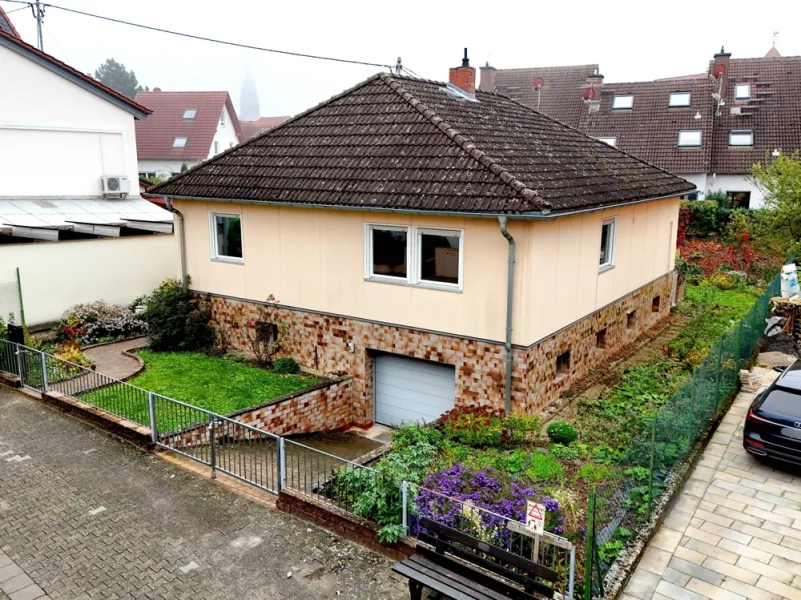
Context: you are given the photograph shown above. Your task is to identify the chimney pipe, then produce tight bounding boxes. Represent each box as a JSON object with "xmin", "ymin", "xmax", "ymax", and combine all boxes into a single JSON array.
[
  {"xmin": 449, "ymin": 48, "xmax": 476, "ymax": 95},
  {"xmin": 479, "ymin": 61, "xmax": 497, "ymax": 91}
]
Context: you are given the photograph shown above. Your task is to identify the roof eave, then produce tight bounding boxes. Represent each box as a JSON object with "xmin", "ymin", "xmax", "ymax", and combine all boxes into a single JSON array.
[{"xmin": 0, "ymin": 34, "xmax": 150, "ymax": 119}]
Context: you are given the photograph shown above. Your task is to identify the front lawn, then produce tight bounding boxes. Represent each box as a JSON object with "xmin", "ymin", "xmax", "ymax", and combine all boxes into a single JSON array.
[{"xmin": 81, "ymin": 350, "xmax": 322, "ymax": 428}]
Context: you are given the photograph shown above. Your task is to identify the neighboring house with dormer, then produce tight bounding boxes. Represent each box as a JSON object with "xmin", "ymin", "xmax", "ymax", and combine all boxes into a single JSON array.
[
  {"xmin": 480, "ymin": 45, "xmax": 801, "ymax": 208},
  {"xmin": 0, "ymin": 14, "xmax": 174, "ymax": 326},
  {"xmin": 149, "ymin": 53, "xmax": 693, "ymax": 429},
  {"xmin": 134, "ymin": 90, "xmax": 244, "ymax": 180}
]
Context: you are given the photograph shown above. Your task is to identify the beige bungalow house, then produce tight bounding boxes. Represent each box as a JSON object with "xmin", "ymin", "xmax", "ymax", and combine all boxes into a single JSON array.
[{"xmin": 150, "ymin": 54, "xmax": 694, "ymax": 429}]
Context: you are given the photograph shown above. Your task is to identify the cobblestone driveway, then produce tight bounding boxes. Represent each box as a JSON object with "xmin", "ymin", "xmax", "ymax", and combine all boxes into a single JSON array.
[{"xmin": 0, "ymin": 387, "xmax": 406, "ymax": 600}]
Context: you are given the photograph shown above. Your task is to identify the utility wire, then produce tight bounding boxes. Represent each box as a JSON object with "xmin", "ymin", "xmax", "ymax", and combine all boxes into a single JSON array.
[
  {"xmin": 3, "ymin": 4, "xmax": 31, "ymax": 14},
  {"xmin": 3, "ymin": 0, "xmax": 395, "ymax": 70}
]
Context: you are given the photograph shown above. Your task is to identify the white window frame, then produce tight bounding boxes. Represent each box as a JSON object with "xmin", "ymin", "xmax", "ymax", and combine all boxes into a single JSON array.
[
  {"xmin": 677, "ymin": 130, "xmax": 702, "ymax": 147},
  {"xmin": 413, "ymin": 227, "xmax": 464, "ymax": 292},
  {"xmin": 209, "ymin": 212, "xmax": 244, "ymax": 264},
  {"xmin": 364, "ymin": 224, "xmax": 464, "ymax": 291},
  {"xmin": 612, "ymin": 95, "xmax": 634, "ymax": 110},
  {"xmin": 597, "ymin": 136, "xmax": 617, "ymax": 147},
  {"xmin": 214, "ymin": 141, "xmax": 219, "ymax": 154},
  {"xmin": 729, "ymin": 130, "xmax": 754, "ymax": 146},
  {"xmin": 668, "ymin": 92, "xmax": 692, "ymax": 107},
  {"xmin": 172, "ymin": 136, "xmax": 188, "ymax": 148},
  {"xmin": 364, "ymin": 223, "xmax": 411, "ymax": 284},
  {"xmin": 220, "ymin": 111, "xmax": 226, "ymax": 127},
  {"xmin": 599, "ymin": 217, "xmax": 617, "ymax": 272},
  {"xmin": 734, "ymin": 83, "xmax": 750, "ymax": 100},
  {"xmin": 182, "ymin": 109, "xmax": 197, "ymax": 120}
]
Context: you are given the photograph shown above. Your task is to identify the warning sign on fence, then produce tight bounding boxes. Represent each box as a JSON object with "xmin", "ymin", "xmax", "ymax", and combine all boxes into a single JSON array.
[{"xmin": 525, "ymin": 501, "xmax": 545, "ymax": 535}]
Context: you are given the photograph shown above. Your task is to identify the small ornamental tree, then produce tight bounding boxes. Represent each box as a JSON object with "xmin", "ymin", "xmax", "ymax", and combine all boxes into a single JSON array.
[
  {"xmin": 239, "ymin": 294, "xmax": 287, "ymax": 368},
  {"xmin": 751, "ymin": 152, "xmax": 801, "ymax": 258},
  {"xmin": 142, "ymin": 278, "xmax": 214, "ymax": 352}
]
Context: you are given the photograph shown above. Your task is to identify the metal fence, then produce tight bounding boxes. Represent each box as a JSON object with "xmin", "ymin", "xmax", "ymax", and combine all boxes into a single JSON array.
[{"xmin": 585, "ymin": 268, "xmax": 783, "ymax": 599}]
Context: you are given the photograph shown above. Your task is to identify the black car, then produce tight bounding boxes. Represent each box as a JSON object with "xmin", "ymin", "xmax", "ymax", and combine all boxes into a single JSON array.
[{"xmin": 743, "ymin": 361, "xmax": 801, "ymax": 465}]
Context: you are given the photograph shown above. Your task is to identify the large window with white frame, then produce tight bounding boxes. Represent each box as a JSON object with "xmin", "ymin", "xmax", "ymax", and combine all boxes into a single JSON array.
[
  {"xmin": 677, "ymin": 130, "xmax": 702, "ymax": 147},
  {"xmin": 668, "ymin": 92, "xmax": 692, "ymax": 107},
  {"xmin": 365, "ymin": 224, "xmax": 463, "ymax": 290},
  {"xmin": 210, "ymin": 212, "xmax": 243, "ymax": 263},
  {"xmin": 734, "ymin": 83, "xmax": 750, "ymax": 100},
  {"xmin": 612, "ymin": 95, "xmax": 634, "ymax": 110},
  {"xmin": 600, "ymin": 217, "xmax": 616, "ymax": 270},
  {"xmin": 729, "ymin": 130, "xmax": 753, "ymax": 146}
]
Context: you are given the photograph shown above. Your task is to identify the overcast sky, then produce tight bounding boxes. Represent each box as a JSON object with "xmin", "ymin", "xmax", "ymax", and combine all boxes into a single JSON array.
[{"xmin": 3, "ymin": 0, "xmax": 799, "ymax": 118}]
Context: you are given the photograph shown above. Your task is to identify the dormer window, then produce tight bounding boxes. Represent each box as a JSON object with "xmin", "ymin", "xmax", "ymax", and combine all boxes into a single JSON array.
[
  {"xmin": 729, "ymin": 130, "xmax": 754, "ymax": 146},
  {"xmin": 668, "ymin": 92, "xmax": 691, "ymax": 107},
  {"xmin": 172, "ymin": 137, "xmax": 188, "ymax": 148},
  {"xmin": 678, "ymin": 130, "xmax": 702, "ymax": 147},
  {"xmin": 734, "ymin": 84, "xmax": 750, "ymax": 100},
  {"xmin": 182, "ymin": 109, "xmax": 197, "ymax": 120},
  {"xmin": 597, "ymin": 137, "xmax": 617, "ymax": 147},
  {"xmin": 612, "ymin": 95, "xmax": 634, "ymax": 110}
]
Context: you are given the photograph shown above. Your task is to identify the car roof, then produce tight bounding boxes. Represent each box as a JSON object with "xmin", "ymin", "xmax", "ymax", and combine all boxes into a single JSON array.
[{"xmin": 775, "ymin": 360, "xmax": 801, "ymax": 392}]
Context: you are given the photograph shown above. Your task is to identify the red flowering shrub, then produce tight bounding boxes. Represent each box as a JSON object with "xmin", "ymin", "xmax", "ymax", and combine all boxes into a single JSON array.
[
  {"xmin": 437, "ymin": 406, "xmax": 541, "ymax": 447},
  {"xmin": 678, "ymin": 238, "xmax": 773, "ymax": 282}
]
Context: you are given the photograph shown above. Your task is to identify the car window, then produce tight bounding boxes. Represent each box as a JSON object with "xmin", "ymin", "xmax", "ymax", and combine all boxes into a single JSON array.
[{"xmin": 760, "ymin": 389, "xmax": 801, "ymax": 418}]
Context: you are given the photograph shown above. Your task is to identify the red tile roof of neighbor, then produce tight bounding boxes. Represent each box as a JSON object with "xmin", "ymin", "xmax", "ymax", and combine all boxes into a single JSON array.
[
  {"xmin": 0, "ymin": 28, "xmax": 150, "ymax": 118},
  {"xmin": 0, "ymin": 5, "xmax": 20, "ymax": 37},
  {"xmin": 149, "ymin": 73, "xmax": 693, "ymax": 215},
  {"xmin": 241, "ymin": 116, "xmax": 291, "ymax": 140},
  {"xmin": 134, "ymin": 91, "xmax": 244, "ymax": 160},
  {"xmin": 483, "ymin": 48, "xmax": 801, "ymax": 175}
]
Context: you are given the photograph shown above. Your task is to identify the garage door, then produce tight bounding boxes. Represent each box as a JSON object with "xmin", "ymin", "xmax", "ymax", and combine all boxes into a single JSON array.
[{"xmin": 374, "ymin": 354, "xmax": 456, "ymax": 427}]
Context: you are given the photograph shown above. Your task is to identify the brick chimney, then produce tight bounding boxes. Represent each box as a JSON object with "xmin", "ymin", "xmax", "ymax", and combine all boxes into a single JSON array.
[
  {"xmin": 479, "ymin": 62, "xmax": 496, "ymax": 91},
  {"xmin": 713, "ymin": 46, "xmax": 731, "ymax": 78},
  {"xmin": 449, "ymin": 49, "xmax": 476, "ymax": 94}
]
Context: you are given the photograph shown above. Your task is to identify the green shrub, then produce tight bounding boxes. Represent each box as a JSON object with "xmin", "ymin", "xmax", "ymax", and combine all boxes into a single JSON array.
[
  {"xmin": 439, "ymin": 406, "xmax": 505, "ymax": 447},
  {"xmin": 525, "ymin": 452, "xmax": 565, "ymax": 483},
  {"xmin": 273, "ymin": 356, "xmax": 300, "ymax": 374},
  {"xmin": 549, "ymin": 443, "xmax": 580, "ymax": 461},
  {"xmin": 393, "ymin": 424, "xmax": 443, "ymax": 449},
  {"xmin": 546, "ymin": 421, "xmax": 578, "ymax": 445},
  {"xmin": 576, "ymin": 463, "xmax": 614, "ymax": 484},
  {"xmin": 708, "ymin": 272, "xmax": 737, "ymax": 290},
  {"xmin": 501, "ymin": 449, "xmax": 528, "ymax": 474},
  {"xmin": 503, "ymin": 413, "xmax": 542, "ymax": 444},
  {"xmin": 598, "ymin": 527, "xmax": 632, "ymax": 563},
  {"xmin": 142, "ymin": 278, "xmax": 214, "ymax": 352}
]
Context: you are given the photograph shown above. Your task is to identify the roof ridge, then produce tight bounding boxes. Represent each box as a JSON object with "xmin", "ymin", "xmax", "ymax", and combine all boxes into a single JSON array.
[
  {"xmin": 148, "ymin": 73, "xmax": 388, "ymax": 194},
  {"xmin": 378, "ymin": 73, "xmax": 548, "ymax": 211}
]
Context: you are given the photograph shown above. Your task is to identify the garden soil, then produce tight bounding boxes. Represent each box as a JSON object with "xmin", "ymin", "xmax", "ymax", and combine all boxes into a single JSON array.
[{"xmin": 759, "ymin": 331, "xmax": 801, "ymax": 357}]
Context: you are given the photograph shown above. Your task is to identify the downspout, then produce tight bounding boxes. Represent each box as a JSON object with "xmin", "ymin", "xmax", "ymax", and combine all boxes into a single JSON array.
[
  {"xmin": 498, "ymin": 216, "xmax": 515, "ymax": 414},
  {"xmin": 164, "ymin": 197, "xmax": 188, "ymax": 289}
]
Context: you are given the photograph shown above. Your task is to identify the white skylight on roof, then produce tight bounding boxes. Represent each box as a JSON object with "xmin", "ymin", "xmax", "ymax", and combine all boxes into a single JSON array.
[
  {"xmin": 729, "ymin": 130, "xmax": 753, "ymax": 146},
  {"xmin": 183, "ymin": 109, "xmax": 197, "ymax": 119},
  {"xmin": 734, "ymin": 83, "xmax": 751, "ymax": 100},
  {"xmin": 173, "ymin": 137, "xmax": 188, "ymax": 148},
  {"xmin": 597, "ymin": 137, "xmax": 617, "ymax": 147},
  {"xmin": 669, "ymin": 92, "xmax": 691, "ymax": 107},
  {"xmin": 677, "ymin": 130, "xmax": 702, "ymax": 147},
  {"xmin": 612, "ymin": 95, "xmax": 634, "ymax": 110}
]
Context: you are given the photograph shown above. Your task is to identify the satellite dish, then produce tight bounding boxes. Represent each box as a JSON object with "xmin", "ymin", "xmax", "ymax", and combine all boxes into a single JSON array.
[
  {"xmin": 713, "ymin": 64, "xmax": 726, "ymax": 79},
  {"xmin": 533, "ymin": 77, "xmax": 544, "ymax": 89},
  {"xmin": 583, "ymin": 87, "xmax": 597, "ymax": 101}
]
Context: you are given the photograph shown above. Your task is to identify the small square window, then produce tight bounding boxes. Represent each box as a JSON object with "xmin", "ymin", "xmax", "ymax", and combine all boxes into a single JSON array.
[
  {"xmin": 214, "ymin": 141, "xmax": 219, "ymax": 154},
  {"xmin": 668, "ymin": 92, "xmax": 692, "ymax": 107},
  {"xmin": 600, "ymin": 217, "xmax": 616, "ymax": 270},
  {"xmin": 652, "ymin": 296, "xmax": 661, "ymax": 313},
  {"xmin": 729, "ymin": 130, "xmax": 753, "ymax": 146},
  {"xmin": 597, "ymin": 137, "xmax": 617, "ymax": 147},
  {"xmin": 612, "ymin": 95, "xmax": 634, "ymax": 110},
  {"xmin": 182, "ymin": 109, "xmax": 197, "ymax": 119},
  {"xmin": 734, "ymin": 83, "xmax": 750, "ymax": 100},
  {"xmin": 211, "ymin": 213, "xmax": 243, "ymax": 262},
  {"xmin": 627, "ymin": 310, "xmax": 637, "ymax": 330},
  {"xmin": 367, "ymin": 225, "xmax": 408, "ymax": 281},
  {"xmin": 220, "ymin": 111, "xmax": 225, "ymax": 127},
  {"xmin": 555, "ymin": 350, "xmax": 571, "ymax": 379},
  {"xmin": 678, "ymin": 130, "xmax": 702, "ymax": 147},
  {"xmin": 417, "ymin": 228, "xmax": 462, "ymax": 287},
  {"xmin": 727, "ymin": 191, "xmax": 751, "ymax": 209},
  {"xmin": 172, "ymin": 137, "xmax": 188, "ymax": 148},
  {"xmin": 596, "ymin": 328, "xmax": 608, "ymax": 349}
]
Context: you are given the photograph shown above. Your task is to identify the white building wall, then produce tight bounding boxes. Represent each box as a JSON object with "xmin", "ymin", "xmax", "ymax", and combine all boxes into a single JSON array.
[
  {"xmin": 208, "ymin": 105, "xmax": 241, "ymax": 158},
  {"xmin": 0, "ymin": 235, "xmax": 176, "ymax": 325},
  {"xmin": 0, "ymin": 46, "xmax": 139, "ymax": 196},
  {"xmin": 675, "ymin": 173, "xmax": 706, "ymax": 197},
  {"xmin": 138, "ymin": 159, "xmax": 200, "ymax": 179}
]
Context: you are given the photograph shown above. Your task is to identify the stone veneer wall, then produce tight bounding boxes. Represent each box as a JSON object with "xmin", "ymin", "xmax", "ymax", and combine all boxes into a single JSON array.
[{"xmin": 203, "ymin": 272, "xmax": 675, "ymax": 424}]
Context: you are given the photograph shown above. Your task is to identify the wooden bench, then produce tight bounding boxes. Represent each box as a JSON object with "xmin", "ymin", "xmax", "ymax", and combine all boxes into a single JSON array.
[{"xmin": 393, "ymin": 517, "xmax": 558, "ymax": 600}]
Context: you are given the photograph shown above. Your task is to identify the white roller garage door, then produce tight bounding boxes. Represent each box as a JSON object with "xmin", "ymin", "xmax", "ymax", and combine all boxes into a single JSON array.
[{"xmin": 374, "ymin": 354, "xmax": 456, "ymax": 427}]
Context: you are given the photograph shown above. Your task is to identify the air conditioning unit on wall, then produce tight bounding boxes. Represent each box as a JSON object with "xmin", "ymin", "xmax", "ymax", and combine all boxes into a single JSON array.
[{"xmin": 101, "ymin": 176, "xmax": 130, "ymax": 199}]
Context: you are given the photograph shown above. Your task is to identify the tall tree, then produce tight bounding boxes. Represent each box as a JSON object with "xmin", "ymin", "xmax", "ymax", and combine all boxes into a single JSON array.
[{"xmin": 93, "ymin": 58, "xmax": 148, "ymax": 99}]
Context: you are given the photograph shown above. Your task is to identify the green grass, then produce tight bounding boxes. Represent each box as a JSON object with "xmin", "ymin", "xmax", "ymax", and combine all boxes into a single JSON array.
[{"xmin": 80, "ymin": 350, "xmax": 322, "ymax": 430}]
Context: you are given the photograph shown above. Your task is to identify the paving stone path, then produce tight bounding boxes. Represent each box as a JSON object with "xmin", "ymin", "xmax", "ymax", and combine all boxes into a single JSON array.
[
  {"xmin": 0, "ymin": 386, "xmax": 406, "ymax": 599},
  {"xmin": 83, "ymin": 338, "xmax": 148, "ymax": 381},
  {"xmin": 623, "ymin": 365, "xmax": 801, "ymax": 600}
]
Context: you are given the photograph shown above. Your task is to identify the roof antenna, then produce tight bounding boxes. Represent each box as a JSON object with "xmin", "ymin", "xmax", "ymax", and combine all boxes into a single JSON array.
[
  {"xmin": 395, "ymin": 57, "xmax": 402, "ymax": 76},
  {"xmin": 772, "ymin": 30, "xmax": 779, "ymax": 48}
]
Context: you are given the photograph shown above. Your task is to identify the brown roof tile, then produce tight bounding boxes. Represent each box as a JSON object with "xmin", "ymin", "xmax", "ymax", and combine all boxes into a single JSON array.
[
  {"xmin": 241, "ymin": 116, "xmax": 291, "ymax": 140},
  {"xmin": 150, "ymin": 73, "xmax": 693, "ymax": 214}
]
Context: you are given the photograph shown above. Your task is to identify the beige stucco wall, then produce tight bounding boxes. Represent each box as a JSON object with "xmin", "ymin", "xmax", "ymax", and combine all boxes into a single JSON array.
[{"xmin": 175, "ymin": 197, "xmax": 679, "ymax": 346}]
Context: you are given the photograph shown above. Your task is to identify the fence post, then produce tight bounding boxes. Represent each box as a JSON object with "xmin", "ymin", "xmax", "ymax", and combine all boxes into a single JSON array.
[
  {"xmin": 15, "ymin": 343, "xmax": 23, "ymax": 384},
  {"xmin": 147, "ymin": 392, "xmax": 157, "ymax": 444},
  {"xmin": 209, "ymin": 416, "xmax": 216, "ymax": 480},
  {"xmin": 15, "ymin": 268, "xmax": 25, "ymax": 330},
  {"xmin": 401, "ymin": 480, "xmax": 409, "ymax": 536},
  {"xmin": 277, "ymin": 437, "xmax": 286, "ymax": 492},
  {"xmin": 39, "ymin": 351, "xmax": 48, "ymax": 392},
  {"xmin": 648, "ymin": 414, "xmax": 657, "ymax": 518},
  {"xmin": 584, "ymin": 487, "xmax": 595, "ymax": 600}
]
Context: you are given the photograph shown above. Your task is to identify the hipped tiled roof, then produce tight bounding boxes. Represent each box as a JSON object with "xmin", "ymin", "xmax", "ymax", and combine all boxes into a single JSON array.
[{"xmin": 150, "ymin": 73, "xmax": 693, "ymax": 214}]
